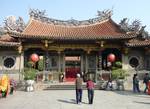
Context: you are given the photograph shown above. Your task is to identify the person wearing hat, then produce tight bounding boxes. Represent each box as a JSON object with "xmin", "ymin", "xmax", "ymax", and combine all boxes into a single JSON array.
[{"xmin": 75, "ymin": 73, "xmax": 83, "ymax": 104}]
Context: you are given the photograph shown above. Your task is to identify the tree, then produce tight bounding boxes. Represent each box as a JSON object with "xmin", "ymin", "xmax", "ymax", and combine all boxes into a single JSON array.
[
  {"xmin": 0, "ymin": 26, "xmax": 4, "ymax": 35},
  {"xmin": 119, "ymin": 18, "xmax": 149, "ymax": 38},
  {"xmin": 4, "ymin": 16, "xmax": 25, "ymax": 32}
]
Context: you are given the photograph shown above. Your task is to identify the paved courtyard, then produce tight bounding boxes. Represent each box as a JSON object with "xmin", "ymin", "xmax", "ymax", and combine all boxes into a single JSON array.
[{"xmin": 0, "ymin": 90, "xmax": 150, "ymax": 109}]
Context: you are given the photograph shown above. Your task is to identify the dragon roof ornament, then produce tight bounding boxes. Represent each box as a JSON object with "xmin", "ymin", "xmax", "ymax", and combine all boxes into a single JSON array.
[{"xmin": 29, "ymin": 9, "xmax": 113, "ymax": 26}]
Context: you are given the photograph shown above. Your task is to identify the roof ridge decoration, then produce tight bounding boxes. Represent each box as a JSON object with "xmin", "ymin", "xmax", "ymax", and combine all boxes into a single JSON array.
[{"xmin": 29, "ymin": 9, "xmax": 113, "ymax": 26}]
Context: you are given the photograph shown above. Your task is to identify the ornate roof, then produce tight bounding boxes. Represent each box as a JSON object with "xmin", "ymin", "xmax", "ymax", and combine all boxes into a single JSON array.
[
  {"xmin": 3, "ymin": 9, "xmax": 136, "ymax": 40},
  {"xmin": 0, "ymin": 41, "xmax": 20, "ymax": 47},
  {"xmin": 0, "ymin": 34, "xmax": 16, "ymax": 42},
  {"xmin": 125, "ymin": 39, "xmax": 150, "ymax": 47},
  {"xmin": 1, "ymin": 9, "xmax": 149, "ymax": 48},
  {"xmin": 8, "ymin": 18, "xmax": 136, "ymax": 40},
  {"xmin": 0, "ymin": 34, "xmax": 20, "ymax": 47}
]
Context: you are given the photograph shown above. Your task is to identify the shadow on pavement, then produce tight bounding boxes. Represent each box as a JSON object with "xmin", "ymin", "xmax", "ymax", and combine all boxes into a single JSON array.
[
  {"xmin": 111, "ymin": 90, "xmax": 150, "ymax": 98},
  {"xmin": 113, "ymin": 90, "xmax": 142, "ymax": 95},
  {"xmin": 133, "ymin": 101, "xmax": 150, "ymax": 105},
  {"xmin": 57, "ymin": 99, "xmax": 76, "ymax": 104},
  {"xmin": 58, "ymin": 99, "xmax": 89, "ymax": 105}
]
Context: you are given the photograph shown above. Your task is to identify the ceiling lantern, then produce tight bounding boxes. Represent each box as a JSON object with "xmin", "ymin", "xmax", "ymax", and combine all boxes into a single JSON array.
[
  {"xmin": 30, "ymin": 53, "xmax": 39, "ymax": 63},
  {"xmin": 107, "ymin": 53, "xmax": 116, "ymax": 62}
]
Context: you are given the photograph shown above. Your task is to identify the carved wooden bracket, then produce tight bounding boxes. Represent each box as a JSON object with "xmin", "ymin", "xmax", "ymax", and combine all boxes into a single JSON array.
[
  {"xmin": 44, "ymin": 40, "xmax": 48, "ymax": 48},
  {"xmin": 18, "ymin": 45, "xmax": 23, "ymax": 54}
]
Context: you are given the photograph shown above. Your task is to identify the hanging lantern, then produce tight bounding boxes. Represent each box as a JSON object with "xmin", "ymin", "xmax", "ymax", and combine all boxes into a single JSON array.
[
  {"xmin": 107, "ymin": 53, "xmax": 116, "ymax": 62},
  {"xmin": 30, "ymin": 53, "xmax": 39, "ymax": 63}
]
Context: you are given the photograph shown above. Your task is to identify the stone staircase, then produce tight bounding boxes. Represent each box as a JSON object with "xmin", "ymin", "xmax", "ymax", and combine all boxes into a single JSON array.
[{"xmin": 34, "ymin": 81, "xmax": 103, "ymax": 90}]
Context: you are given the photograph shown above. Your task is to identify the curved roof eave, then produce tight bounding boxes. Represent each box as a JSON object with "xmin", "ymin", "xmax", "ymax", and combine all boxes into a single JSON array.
[{"xmin": 8, "ymin": 31, "xmax": 136, "ymax": 40}]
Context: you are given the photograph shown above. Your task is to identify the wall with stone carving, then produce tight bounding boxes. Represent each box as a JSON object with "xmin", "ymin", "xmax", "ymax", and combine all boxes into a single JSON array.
[
  {"xmin": 122, "ymin": 49, "xmax": 145, "ymax": 70},
  {"xmin": 0, "ymin": 50, "xmax": 24, "ymax": 72}
]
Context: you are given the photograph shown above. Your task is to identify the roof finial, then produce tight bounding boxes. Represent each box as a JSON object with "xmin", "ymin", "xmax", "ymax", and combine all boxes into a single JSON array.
[{"xmin": 97, "ymin": 9, "xmax": 113, "ymax": 19}]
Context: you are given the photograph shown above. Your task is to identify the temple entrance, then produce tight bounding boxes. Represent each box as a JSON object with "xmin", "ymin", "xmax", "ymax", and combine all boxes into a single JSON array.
[{"xmin": 65, "ymin": 56, "xmax": 81, "ymax": 81}]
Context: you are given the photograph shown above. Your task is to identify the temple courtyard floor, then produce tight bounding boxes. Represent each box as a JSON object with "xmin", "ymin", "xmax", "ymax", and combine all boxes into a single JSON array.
[{"xmin": 0, "ymin": 90, "xmax": 150, "ymax": 109}]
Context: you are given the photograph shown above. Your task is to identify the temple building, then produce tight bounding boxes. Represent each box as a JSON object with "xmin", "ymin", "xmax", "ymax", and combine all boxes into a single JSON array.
[{"xmin": 0, "ymin": 10, "xmax": 150, "ymax": 82}]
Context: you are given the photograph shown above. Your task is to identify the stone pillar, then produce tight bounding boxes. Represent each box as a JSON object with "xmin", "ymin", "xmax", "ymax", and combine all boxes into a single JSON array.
[
  {"xmin": 19, "ymin": 52, "xmax": 24, "ymax": 81},
  {"xmin": 61, "ymin": 52, "xmax": 66, "ymax": 80},
  {"xmin": 85, "ymin": 53, "xmax": 88, "ymax": 73},
  {"xmin": 122, "ymin": 54, "xmax": 129, "ymax": 70},
  {"xmin": 45, "ymin": 51, "xmax": 49, "ymax": 71},
  {"xmin": 98, "ymin": 52, "xmax": 102, "ymax": 71},
  {"xmin": 58, "ymin": 51, "xmax": 61, "ymax": 73},
  {"xmin": 80, "ymin": 54, "xmax": 84, "ymax": 73},
  {"xmin": 62, "ymin": 53, "xmax": 65, "ymax": 73},
  {"xmin": 18, "ymin": 45, "xmax": 24, "ymax": 81}
]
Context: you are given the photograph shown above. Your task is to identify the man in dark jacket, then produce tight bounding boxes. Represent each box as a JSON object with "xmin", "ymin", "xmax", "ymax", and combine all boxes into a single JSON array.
[
  {"xmin": 75, "ymin": 73, "xmax": 83, "ymax": 104},
  {"xmin": 133, "ymin": 74, "xmax": 140, "ymax": 93}
]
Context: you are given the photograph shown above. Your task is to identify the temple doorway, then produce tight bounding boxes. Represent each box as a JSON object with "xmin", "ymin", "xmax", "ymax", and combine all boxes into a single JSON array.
[{"xmin": 65, "ymin": 56, "xmax": 81, "ymax": 81}]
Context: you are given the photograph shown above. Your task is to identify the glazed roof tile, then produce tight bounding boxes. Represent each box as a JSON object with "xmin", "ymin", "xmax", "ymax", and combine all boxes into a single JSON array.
[
  {"xmin": 0, "ymin": 34, "xmax": 16, "ymax": 42},
  {"xmin": 0, "ymin": 34, "xmax": 20, "ymax": 47},
  {"xmin": 9, "ymin": 18, "xmax": 136, "ymax": 40}
]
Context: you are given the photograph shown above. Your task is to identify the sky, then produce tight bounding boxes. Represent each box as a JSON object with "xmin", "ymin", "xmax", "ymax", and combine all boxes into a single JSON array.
[{"xmin": 0, "ymin": 0, "xmax": 150, "ymax": 32}]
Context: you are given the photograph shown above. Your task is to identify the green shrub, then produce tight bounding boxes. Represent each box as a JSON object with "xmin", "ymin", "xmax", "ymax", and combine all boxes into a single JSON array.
[
  {"xmin": 115, "ymin": 61, "xmax": 122, "ymax": 68},
  {"xmin": 112, "ymin": 68, "xmax": 126, "ymax": 80},
  {"xmin": 38, "ymin": 59, "xmax": 44, "ymax": 71},
  {"xmin": 26, "ymin": 61, "xmax": 34, "ymax": 68},
  {"xmin": 24, "ymin": 68, "xmax": 37, "ymax": 80}
]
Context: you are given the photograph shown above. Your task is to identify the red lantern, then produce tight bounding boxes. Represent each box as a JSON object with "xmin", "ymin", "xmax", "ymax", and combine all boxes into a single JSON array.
[
  {"xmin": 107, "ymin": 53, "xmax": 116, "ymax": 62},
  {"xmin": 30, "ymin": 53, "xmax": 39, "ymax": 63}
]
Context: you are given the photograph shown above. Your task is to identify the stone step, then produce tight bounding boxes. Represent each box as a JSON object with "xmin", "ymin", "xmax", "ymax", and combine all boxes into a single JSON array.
[
  {"xmin": 34, "ymin": 81, "xmax": 104, "ymax": 90},
  {"xmin": 44, "ymin": 84, "xmax": 100, "ymax": 90}
]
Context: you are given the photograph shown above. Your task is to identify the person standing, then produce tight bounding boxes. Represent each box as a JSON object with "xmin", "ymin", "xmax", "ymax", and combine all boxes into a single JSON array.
[
  {"xmin": 86, "ymin": 78, "xmax": 95, "ymax": 104},
  {"xmin": 75, "ymin": 73, "xmax": 83, "ymax": 104},
  {"xmin": 143, "ymin": 73, "xmax": 150, "ymax": 93},
  {"xmin": 133, "ymin": 74, "xmax": 140, "ymax": 93},
  {"xmin": 59, "ymin": 73, "xmax": 64, "ymax": 82}
]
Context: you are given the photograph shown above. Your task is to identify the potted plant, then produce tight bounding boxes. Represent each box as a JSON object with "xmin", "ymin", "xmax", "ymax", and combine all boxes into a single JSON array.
[{"xmin": 23, "ymin": 61, "xmax": 37, "ymax": 92}]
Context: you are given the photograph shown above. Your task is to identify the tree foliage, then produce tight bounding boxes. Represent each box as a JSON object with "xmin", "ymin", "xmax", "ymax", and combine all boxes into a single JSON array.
[
  {"xmin": 4, "ymin": 16, "xmax": 25, "ymax": 32},
  {"xmin": 119, "ymin": 18, "xmax": 149, "ymax": 38}
]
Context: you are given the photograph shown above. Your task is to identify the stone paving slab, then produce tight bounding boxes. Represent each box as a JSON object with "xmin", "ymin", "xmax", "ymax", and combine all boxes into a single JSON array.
[{"xmin": 0, "ymin": 90, "xmax": 150, "ymax": 109}]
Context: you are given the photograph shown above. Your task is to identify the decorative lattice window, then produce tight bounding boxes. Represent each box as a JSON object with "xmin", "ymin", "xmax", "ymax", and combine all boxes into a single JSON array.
[
  {"xmin": 129, "ymin": 56, "xmax": 139, "ymax": 68},
  {"xmin": 3, "ymin": 56, "xmax": 16, "ymax": 68}
]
